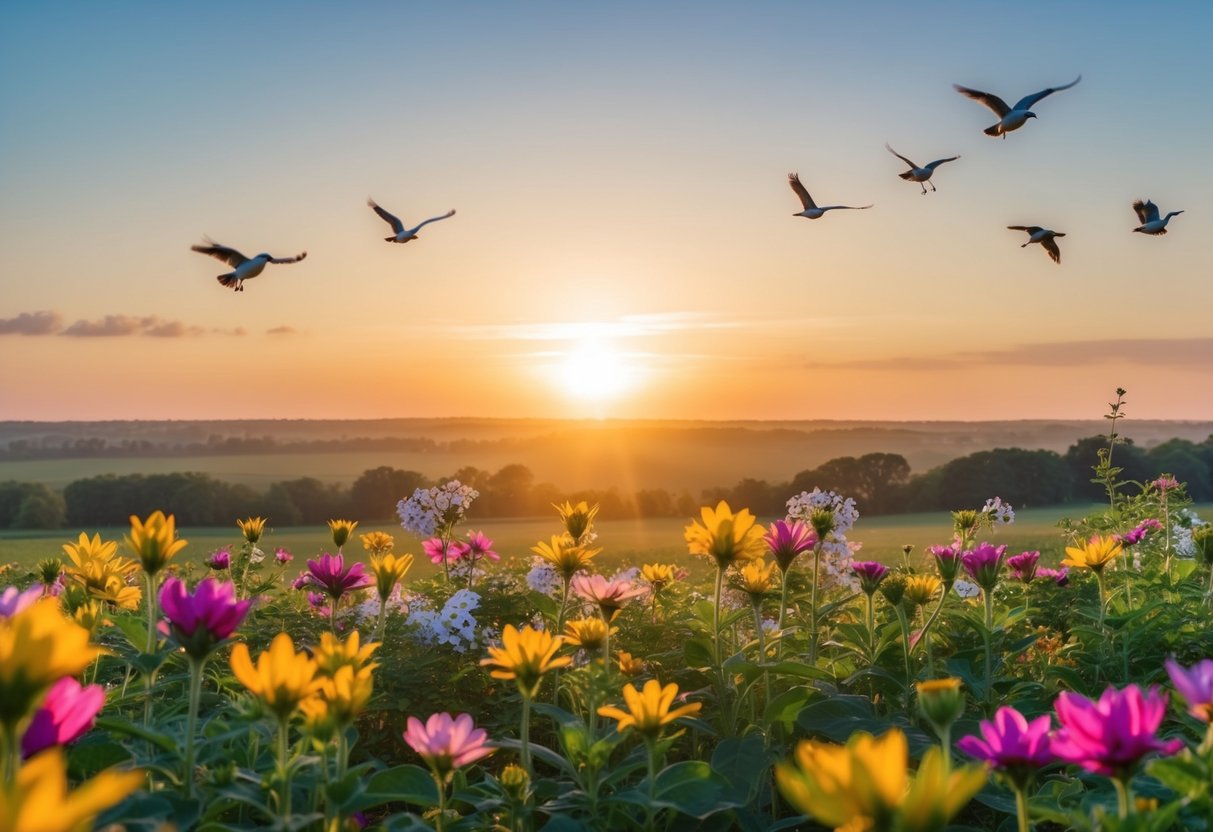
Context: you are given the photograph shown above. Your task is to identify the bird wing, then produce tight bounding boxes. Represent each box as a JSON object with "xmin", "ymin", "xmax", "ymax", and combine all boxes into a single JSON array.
[
  {"xmin": 1133, "ymin": 199, "xmax": 1159, "ymax": 224},
  {"xmin": 925, "ymin": 155, "xmax": 960, "ymax": 170},
  {"xmin": 787, "ymin": 173, "xmax": 816, "ymax": 210},
  {"xmin": 1041, "ymin": 236, "xmax": 1061, "ymax": 263},
  {"xmin": 884, "ymin": 143, "xmax": 918, "ymax": 169},
  {"xmin": 821, "ymin": 204, "xmax": 873, "ymax": 211},
  {"xmin": 368, "ymin": 198, "xmax": 405, "ymax": 234},
  {"xmin": 191, "ymin": 239, "xmax": 248, "ymax": 267},
  {"xmin": 269, "ymin": 251, "xmax": 307, "ymax": 265},
  {"xmin": 953, "ymin": 84, "xmax": 1010, "ymax": 117},
  {"xmin": 1007, "ymin": 226, "xmax": 1043, "ymax": 234},
  {"xmin": 1013, "ymin": 75, "xmax": 1082, "ymax": 111},
  {"xmin": 412, "ymin": 209, "xmax": 457, "ymax": 231}
]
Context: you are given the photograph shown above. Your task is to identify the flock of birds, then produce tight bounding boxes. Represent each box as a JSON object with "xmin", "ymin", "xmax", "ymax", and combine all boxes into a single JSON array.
[
  {"xmin": 190, "ymin": 73, "xmax": 1186, "ymax": 290},
  {"xmin": 786, "ymin": 74, "xmax": 1186, "ymax": 265}
]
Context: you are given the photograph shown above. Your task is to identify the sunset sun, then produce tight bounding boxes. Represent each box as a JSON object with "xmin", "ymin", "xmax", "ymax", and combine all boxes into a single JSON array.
[{"xmin": 557, "ymin": 338, "xmax": 636, "ymax": 402}]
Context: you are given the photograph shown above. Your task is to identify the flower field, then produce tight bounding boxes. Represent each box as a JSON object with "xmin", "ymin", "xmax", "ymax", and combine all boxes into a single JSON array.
[{"xmin": 4, "ymin": 419, "xmax": 1213, "ymax": 831}]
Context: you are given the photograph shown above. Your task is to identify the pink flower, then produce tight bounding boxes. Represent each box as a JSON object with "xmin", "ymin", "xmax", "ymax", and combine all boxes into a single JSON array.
[
  {"xmin": 764, "ymin": 520, "xmax": 817, "ymax": 572},
  {"xmin": 1006, "ymin": 551, "xmax": 1040, "ymax": 583},
  {"xmin": 462, "ymin": 531, "xmax": 499, "ymax": 563},
  {"xmin": 403, "ymin": 712, "xmax": 493, "ymax": 778},
  {"xmin": 0, "ymin": 585, "xmax": 43, "ymax": 618},
  {"xmin": 206, "ymin": 547, "xmax": 232, "ymax": 570},
  {"xmin": 1051, "ymin": 685, "xmax": 1184, "ymax": 777},
  {"xmin": 928, "ymin": 544, "xmax": 963, "ymax": 586},
  {"xmin": 1153, "ymin": 475, "xmax": 1181, "ymax": 493},
  {"xmin": 1166, "ymin": 658, "xmax": 1213, "ymax": 722},
  {"xmin": 961, "ymin": 542, "xmax": 1007, "ymax": 592},
  {"xmin": 1036, "ymin": 567, "xmax": 1070, "ymax": 587},
  {"xmin": 275, "ymin": 547, "xmax": 294, "ymax": 565},
  {"xmin": 1118, "ymin": 519, "xmax": 1162, "ymax": 547},
  {"xmin": 850, "ymin": 561, "xmax": 888, "ymax": 595},
  {"xmin": 300, "ymin": 553, "xmax": 373, "ymax": 602},
  {"xmin": 159, "ymin": 577, "xmax": 253, "ymax": 660},
  {"xmin": 423, "ymin": 537, "xmax": 463, "ymax": 566},
  {"xmin": 21, "ymin": 676, "xmax": 106, "ymax": 758},
  {"xmin": 307, "ymin": 591, "xmax": 328, "ymax": 610},
  {"xmin": 957, "ymin": 706, "xmax": 1052, "ymax": 790},
  {"xmin": 572, "ymin": 573, "xmax": 647, "ymax": 619}
]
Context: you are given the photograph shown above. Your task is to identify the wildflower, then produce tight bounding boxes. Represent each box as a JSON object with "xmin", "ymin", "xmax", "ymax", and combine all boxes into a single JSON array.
[
  {"xmin": 299, "ymin": 553, "xmax": 373, "ymax": 604},
  {"xmin": 275, "ymin": 547, "xmax": 294, "ymax": 565},
  {"xmin": 928, "ymin": 544, "xmax": 962, "ymax": 588},
  {"xmin": 737, "ymin": 559, "xmax": 778, "ymax": 601},
  {"xmin": 229, "ymin": 632, "xmax": 320, "ymax": 721},
  {"xmin": 953, "ymin": 579, "xmax": 981, "ymax": 598},
  {"xmin": 902, "ymin": 575, "xmax": 942, "ymax": 608},
  {"xmin": 206, "ymin": 547, "xmax": 232, "ymax": 571},
  {"xmin": 525, "ymin": 560, "xmax": 560, "ymax": 595},
  {"xmin": 126, "ymin": 510, "xmax": 187, "ymax": 576},
  {"xmin": 553, "ymin": 500, "xmax": 599, "ymax": 542},
  {"xmin": 1165, "ymin": 658, "xmax": 1213, "ymax": 722},
  {"xmin": 952, "ymin": 509, "xmax": 980, "ymax": 544},
  {"xmin": 879, "ymin": 572, "xmax": 908, "ymax": 606},
  {"xmin": 982, "ymin": 496, "xmax": 1015, "ymax": 526},
  {"xmin": 571, "ymin": 573, "xmax": 646, "ymax": 620},
  {"xmin": 62, "ymin": 533, "xmax": 141, "ymax": 610},
  {"xmin": 1062, "ymin": 534, "xmax": 1123, "ymax": 573},
  {"xmin": 532, "ymin": 535, "xmax": 600, "ymax": 581},
  {"xmin": 72, "ymin": 601, "xmax": 109, "ymax": 634},
  {"xmin": 422, "ymin": 537, "xmax": 462, "ymax": 566},
  {"xmin": 786, "ymin": 488, "xmax": 860, "ymax": 537},
  {"xmin": 499, "ymin": 762, "xmax": 530, "ymax": 801},
  {"xmin": 328, "ymin": 519, "xmax": 358, "ymax": 550},
  {"xmin": 0, "ymin": 600, "xmax": 102, "ymax": 729},
  {"xmin": 641, "ymin": 563, "xmax": 676, "ymax": 592},
  {"xmin": 360, "ymin": 531, "xmax": 395, "ymax": 556},
  {"xmin": 313, "ymin": 630, "xmax": 379, "ymax": 676},
  {"xmin": 460, "ymin": 530, "xmax": 499, "ymax": 563},
  {"xmin": 763, "ymin": 519, "xmax": 817, "ymax": 573},
  {"xmin": 403, "ymin": 712, "xmax": 493, "ymax": 781},
  {"xmin": 1119, "ymin": 519, "xmax": 1161, "ymax": 547},
  {"xmin": 957, "ymin": 706, "xmax": 1053, "ymax": 790},
  {"xmin": 1051, "ymin": 685, "xmax": 1184, "ymax": 776},
  {"xmin": 617, "ymin": 651, "xmax": 646, "ymax": 677},
  {"xmin": 684, "ymin": 501, "xmax": 766, "ymax": 569},
  {"xmin": 159, "ymin": 577, "xmax": 252, "ymax": 660},
  {"xmin": 20, "ymin": 676, "xmax": 105, "ymax": 759},
  {"xmin": 1006, "ymin": 551, "xmax": 1040, "ymax": 583},
  {"xmin": 1192, "ymin": 526, "xmax": 1213, "ymax": 565},
  {"xmin": 369, "ymin": 553, "xmax": 414, "ymax": 601},
  {"xmin": 851, "ymin": 561, "xmax": 888, "ymax": 595},
  {"xmin": 35, "ymin": 559, "xmax": 63, "ymax": 590},
  {"xmin": 1153, "ymin": 474, "xmax": 1181, "ymax": 493},
  {"xmin": 961, "ymin": 542, "xmax": 1007, "ymax": 592},
  {"xmin": 563, "ymin": 617, "xmax": 615, "ymax": 652},
  {"xmin": 1036, "ymin": 566, "xmax": 1070, "ymax": 586},
  {"xmin": 481, "ymin": 624, "xmax": 570, "ymax": 698},
  {"xmin": 236, "ymin": 517, "xmax": 267, "ymax": 544},
  {"xmin": 0, "ymin": 585, "xmax": 42, "ymax": 619},
  {"xmin": 0, "ymin": 748, "xmax": 143, "ymax": 832},
  {"xmin": 313, "ymin": 664, "xmax": 375, "ymax": 727},
  {"xmin": 397, "ymin": 481, "xmax": 479, "ymax": 538},
  {"xmin": 597, "ymin": 679, "xmax": 702, "ymax": 739},
  {"xmin": 916, "ymin": 678, "xmax": 965, "ymax": 737}
]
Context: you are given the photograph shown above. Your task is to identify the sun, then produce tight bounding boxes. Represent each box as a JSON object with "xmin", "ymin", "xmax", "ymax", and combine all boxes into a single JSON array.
[{"xmin": 557, "ymin": 338, "xmax": 636, "ymax": 402}]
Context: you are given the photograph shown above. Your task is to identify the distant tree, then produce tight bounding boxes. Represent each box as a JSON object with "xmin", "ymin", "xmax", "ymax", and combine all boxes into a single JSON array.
[
  {"xmin": 634, "ymin": 488, "xmax": 676, "ymax": 518},
  {"xmin": 1064, "ymin": 436, "xmax": 1153, "ymax": 502},
  {"xmin": 1148, "ymin": 440, "xmax": 1212, "ymax": 500},
  {"xmin": 484, "ymin": 464, "xmax": 536, "ymax": 516},
  {"xmin": 934, "ymin": 448, "xmax": 1071, "ymax": 509},
  {"xmin": 351, "ymin": 467, "xmax": 428, "ymax": 520},
  {"xmin": 786, "ymin": 453, "xmax": 911, "ymax": 515},
  {"xmin": 12, "ymin": 487, "xmax": 66, "ymax": 529},
  {"xmin": 270, "ymin": 477, "xmax": 351, "ymax": 525}
]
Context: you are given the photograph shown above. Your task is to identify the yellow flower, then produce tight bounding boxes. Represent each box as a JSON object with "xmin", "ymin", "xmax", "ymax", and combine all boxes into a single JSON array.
[
  {"xmin": 641, "ymin": 563, "xmax": 676, "ymax": 592},
  {"xmin": 553, "ymin": 500, "xmax": 599, "ymax": 542},
  {"xmin": 236, "ymin": 516, "xmax": 267, "ymax": 544},
  {"xmin": 738, "ymin": 559, "xmax": 778, "ymax": 598},
  {"xmin": 328, "ymin": 519, "xmax": 359, "ymax": 549},
  {"xmin": 369, "ymin": 552, "xmax": 413, "ymax": 601},
  {"xmin": 532, "ymin": 535, "xmax": 601, "ymax": 582},
  {"xmin": 62, "ymin": 533, "xmax": 141, "ymax": 610},
  {"xmin": 900, "ymin": 747, "xmax": 989, "ymax": 832},
  {"xmin": 563, "ymin": 617, "xmax": 616, "ymax": 652},
  {"xmin": 0, "ymin": 748, "xmax": 143, "ymax": 832},
  {"xmin": 684, "ymin": 501, "xmax": 766, "ymax": 569},
  {"xmin": 481, "ymin": 624, "xmax": 571, "ymax": 698},
  {"xmin": 0, "ymin": 600, "xmax": 104, "ymax": 728},
  {"xmin": 230, "ymin": 632, "xmax": 320, "ymax": 722},
  {"xmin": 1063, "ymin": 534, "xmax": 1123, "ymax": 573},
  {"xmin": 360, "ymin": 531, "xmax": 395, "ymax": 557},
  {"xmin": 314, "ymin": 664, "xmax": 375, "ymax": 727},
  {"xmin": 597, "ymin": 679, "xmax": 702, "ymax": 739},
  {"xmin": 62, "ymin": 532, "xmax": 119, "ymax": 567},
  {"xmin": 299, "ymin": 695, "xmax": 337, "ymax": 743},
  {"xmin": 125, "ymin": 511, "xmax": 187, "ymax": 576},
  {"xmin": 902, "ymin": 575, "xmax": 942, "ymax": 607},
  {"xmin": 617, "ymin": 651, "xmax": 646, "ymax": 677},
  {"xmin": 916, "ymin": 678, "xmax": 965, "ymax": 733},
  {"xmin": 72, "ymin": 600, "xmax": 111, "ymax": 634},
  {"xmin": 313, "ymin": 630, "xmax": 379, "ymax": 676}
]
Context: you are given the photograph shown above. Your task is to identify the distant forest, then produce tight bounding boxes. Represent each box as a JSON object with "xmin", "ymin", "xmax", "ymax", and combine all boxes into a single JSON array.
[{"xmin": 1, "ymin": 433, "xmax": 1210, "ymax": 530}]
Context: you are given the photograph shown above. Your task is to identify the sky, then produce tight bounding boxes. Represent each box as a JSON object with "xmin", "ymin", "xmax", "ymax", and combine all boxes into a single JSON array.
[{"xmin": 2, "ymin": 2, "xmax": 1211, "ymax": 422}]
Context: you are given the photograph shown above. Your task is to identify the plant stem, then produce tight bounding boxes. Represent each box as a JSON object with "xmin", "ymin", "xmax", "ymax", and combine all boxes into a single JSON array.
[
  {"xmin": 644, "ymin": 737, "xmax": 659, "ymax": 832},
  {"xmin": 1014, "ymin": 785, "xmax": 1031, "ymax": 832},
  {"xmin": 434, "ymin": 772, "xmax": 448, "ymax": 832},
  {"xmin": 1095, "ymin": 570, "xmax": 1108, "ymax": 631},
  {"xmin": 1, "ymin": 722, "xmax": 19, "ymax": 786},
  {"xmin": 1112, "ymin": 776, "xmax": 1131, "ymax": 819},
  {"xmin": 329, "ymin": 598, "xmax": 337, "ymax": 633},
  {"xmin": 894, "ymin": 605, "xmax": 913, "ymax": 693},
  {"xmin": 777, "ymin": 568, "xmax": 791, "ymax": 660},
  {"xmin": 752, "ymin": 599, "xmax": 769, "ymax": 710},
  {"xmin": 277, "ymin": 718, "xmax": 293, "ymax": 818},
  {"xmin": 183, "ymin": 656, "xmax": 206, "ymax": 798},
  {"xmin": 865, "ymin": 592, "xmax": 875, "ymax": 656},
  {"xmin": 712, "ymin": 565, "xmax": 724, "ymax": 670},
  {"xmin": 519, "ymin": 694, "xmax": 533, "ymax": 775},
  {"xmin": 374, "ymin": 596, "xmax": 388, "ymax": 640},
  {"xmin": 982, "ymin": 590, "xmax": 995, "ymax": 709},
  {"xmin": 808, "ymin": 544, "xmax": 823, "ymax": 664}
]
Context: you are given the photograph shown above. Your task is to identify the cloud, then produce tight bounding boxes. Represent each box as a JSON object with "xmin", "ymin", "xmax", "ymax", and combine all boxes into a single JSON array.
[
  {"xmin": 266, "ymin": 325, "xmax": 297, "ymax": 335},
  {"xmin": 61, "ymin": 315, "xmax": 151, "ymax": 337},
  {"xmin": 427, "ymin": 312, "xmax": 845, "ymax": 341},
  {"xmin": 803, "ymin": 338, "xmax": 1213, "ymax": 371},
  {"xmin": 0, "ymin": 310, "xmax": 62, "ymax": 335}
]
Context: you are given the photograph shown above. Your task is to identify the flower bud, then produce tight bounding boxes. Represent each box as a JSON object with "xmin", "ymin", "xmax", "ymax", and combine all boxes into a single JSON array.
[
  {"xmin": 916, "ymin": 677, "xmax": 965, "ymax": 737},
  {"xmin": 500, "ymin": 763, "xmax": 530, "ymax": 802}
]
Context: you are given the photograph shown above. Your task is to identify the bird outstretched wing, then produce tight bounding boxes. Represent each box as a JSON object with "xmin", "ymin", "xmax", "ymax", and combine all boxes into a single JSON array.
[
  {"xmin": 821, "ymin": 204, "xmax": 873, "ymax": 211},
  {"xmin": 191, "ymin": 238, "xmax": 249, "ymax": 267},
  {"xmin": 1041, "ymin": 236, "xmax": 1062, "ymax": 264},
  {"xmin": 413, "ymin": 210, "xmax": 456, "ymax": 231},
  {"xmin": 368, "ymin": 198, "xmax": 405, "ymax": 235},
  {"xmin": 269, "ymin": 252, "xmax": 307, "ymax": 264},
  {"xmin": 954, "ymin": 84, "xmax": 1010, "ymax": 117},
  {"xmin": 884, "ymin": 143, "xmax": 918, "ymax": 169},
  {"xmin": 1132, "ymin": 200, "xmax": 1158, "ymax": 224},
  {"xmin": 1008, "ymin": 225, "xmax": 1043, "ymax": 234},
  {"xmin": 925, "ymin": 155, "xmax": 960, "ymax": 170},
  {"xmin": 787, "ymin": 173, "xmax": 816, "ymax": 210},
  {"xmin": 1013, "ymin": 75, "xmax": 1082, "ymax": 111}
]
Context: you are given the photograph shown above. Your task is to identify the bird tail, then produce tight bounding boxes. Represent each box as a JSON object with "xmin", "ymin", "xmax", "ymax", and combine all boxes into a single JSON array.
[
  {"xmin": 983, "ymin": 124, "xmax": 1001, "ymax": 137},
  {"xmin": 217, "ymin": 273, "xmax": 239, "ymax": 289},
  {"xmin": 897, "ymin": 172, "xmax": 914, "ymax": 181}
]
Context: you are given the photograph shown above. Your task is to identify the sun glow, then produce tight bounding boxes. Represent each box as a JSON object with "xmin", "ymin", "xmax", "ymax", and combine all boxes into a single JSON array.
[{"xmin": 557, "ymin": 338, "xmax": 637, "ymax": 402}]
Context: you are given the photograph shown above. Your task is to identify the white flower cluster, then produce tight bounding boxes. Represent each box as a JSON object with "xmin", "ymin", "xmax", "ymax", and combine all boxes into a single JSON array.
[
  {"xmin": 525, "ymin": 559, "xmax": 561, "ymax": 596},
  {"xmin": 396, "ymin": 480, "xmax": 479, "ymax": 537},
  {"xmin": 785, "ymin": 488, "xmax": 861, "ymax": 590},
  {"xmin": 1172, "ymin": 509, "xmax": 1208, "ymax": 559},
  {"xmin": 405, "ymin": 589, "xmax": 482, "ymax": 653},
  {"xmin": 352, "ymin": 585, "xmax": 410, "ymax": 624},
  {"xmin": 953, "ymin": 579, "xmax": 981, "ymax": 598},
  {"xmin": 982, "ymin": 496, "xmax": 1016, "ymax": 526}
]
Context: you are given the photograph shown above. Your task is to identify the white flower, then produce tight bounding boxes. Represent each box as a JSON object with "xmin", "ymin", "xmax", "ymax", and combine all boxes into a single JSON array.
[
  {"xmin": 981, "ymin": 496, "xmax": 1015, "ymax": 526},
  {"xmin": 397, "ymin": 480, "xmax": 479, "ymax": 538},
  {"xmin": 525, "ymin": 560, "xmax": 560, "ymax": 595},
  {"xmin": 249, "ymin": 546, "xmax": 266, "ymax": 564},
  {"xmin": 953, "ymin": 579, "xmax": 980, "ymax": 598}
]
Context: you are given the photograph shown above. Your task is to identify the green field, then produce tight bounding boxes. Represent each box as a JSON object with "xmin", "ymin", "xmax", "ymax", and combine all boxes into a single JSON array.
[{"xmin": 0, "ymin": 504, "xmax": 1129, "ymax": 578}]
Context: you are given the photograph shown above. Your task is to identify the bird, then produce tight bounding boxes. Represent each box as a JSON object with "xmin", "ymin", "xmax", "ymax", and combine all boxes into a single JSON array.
[
  {"xmin": 884, "ymin": 144, "xmax": 960, "ymax": 194},
  {"xmin": 1008, "ymin": 226, "xmax": 1065, "ymax": 264},
  {"xmin": 787, "ymin": 173, "xmax": 872, "ymax": 219},
  {"xmin": 953, "ymin": 75, "xmax": 1081, "ymax": 138},
  {"xmin": 367, "ymin": 198, "xmax": 456, "ymax": 243},
  {"xmin": 190, "ymin": 238, "xmax": 307, "ymax": 292},
  {"xmin": 1132, "ymin": 199, "xmax": 1184, "ymax": 235}
]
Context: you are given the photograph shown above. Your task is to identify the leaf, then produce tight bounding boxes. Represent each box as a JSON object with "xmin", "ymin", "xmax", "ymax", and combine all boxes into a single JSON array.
[
  {"xmin": 684, "ymin": 636, "xmax": 715, "ymax": 670},
  {"xmin": 1148, "ymin": 756, "xmax": 1210, "ymax": 798},
  {"xmin": 94, "ymin": 716, "xmax": 180, "ymax": 755},
  {"xmin": 351, "ymin": 764, "xmax": 439, "ymax": 810},
  {"xmin": 653, "ymin": 760, "xmax": 738, "ymax": 819},
  {"xmin": 711, "ymin": 734, "xmax": 770, "ymax": 803}
]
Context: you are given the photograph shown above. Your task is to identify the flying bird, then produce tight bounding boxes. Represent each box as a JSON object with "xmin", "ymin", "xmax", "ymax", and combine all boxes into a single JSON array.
[
  {"xmin": 953, "ymin": 75, "xmax": 1082, "ymax": 138},
  {"xmin": 1132, "ymin": 199, "xmax": 1184, "ymax": 235},
  {"xmin": 788, "ymin": 173, "xmax": 872, "ymax": 219},
  {"xmin": 190, "ymin": 238, "xmax": 307, "ymax": 292},
  {"xmin": 368, "ymin": 198, "xmax": 456, "ymax": 243},
  {"xmin": 1008, "ymin": 225, "xmax": 1065, "ymax": 264},
  {"xmin": 884, "ymin": 144, "xmax": 960, "ymax": 194}
]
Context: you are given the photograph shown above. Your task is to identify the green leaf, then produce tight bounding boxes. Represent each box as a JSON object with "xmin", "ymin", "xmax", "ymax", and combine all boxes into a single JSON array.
[
  {"xmin": 94, "ymin": 716, "xmax": 180, "ymax": 755},
  {"xmin": 711, "ymin": 734, "xmax": 770, "ymax": 802},
  {"xmin": 1148, "ymin": 755, "xmax": 1210, "ymax": 798},
  {"xmin": 351, "ymin": 764, "xmax": 439, "ymax": 810},
  {"xmin": 684, "ymin": 636, "xmax": 715, "ymax": 670}
]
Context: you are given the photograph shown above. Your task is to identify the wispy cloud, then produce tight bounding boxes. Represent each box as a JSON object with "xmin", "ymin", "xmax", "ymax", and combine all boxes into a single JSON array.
[
  {"xmin": 0, "ymin": 310, "xmax": 62, "ymax": 335},
  {"xmin": 266, "ymin": 325, "xmax": 298, "ymax": 336},
  {"xmin": 803, "ymin": 338, "xmax": 1213, "ymax": 370},
  {"xmin": 424, "ymin": 312, "xmax": 847, "ymax": 341}
]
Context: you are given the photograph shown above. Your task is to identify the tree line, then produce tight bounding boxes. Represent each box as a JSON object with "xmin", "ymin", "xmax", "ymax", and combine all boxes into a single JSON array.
[{"xmin": 1, "ymin": 434, "xmax": 1209, "ymax": 530}]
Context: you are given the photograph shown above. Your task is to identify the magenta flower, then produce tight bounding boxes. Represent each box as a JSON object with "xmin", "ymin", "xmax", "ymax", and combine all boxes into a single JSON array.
[
  {"xmin": 764, "ymin": 520, "xmax": 818, "ymax": 572},
  {"xmin": 1036, "ymin": 566, "xmax": 1070, "ymax": 587},
  {"xmin": 206, "ymin": 547, "xmax": 232, "ymax": 570},
  {"xmin": 291, "ymin": 573, "xmax": 309, "ymax": 591},
  {"xmin": 1153, "ymin": 475, "xmax": 1181, "ymax": 493},
  {"xmin": 307, "ymin": 591, "xmax": 328, "ymax": 611},
  {"xmin": 159, "ymin": 577, "xmax": 253, "ymax": 660},
  {"xmin": 20, "ymin": 676, "xmax": 106, "ymax": 759},
  {"xmin": 423, "ymin": 537, "xmax": 463, "ymax": 566},
  {"xmin": 0, "ymin": 585, "xmax": 43, "ymax": 618},
  {"xmin": 1119, "ymin": 519, "xmax": 1162, "ymax": 547},
  {"xmin": 961, "ymin": 542, "xmax": 1007, "ymax": 592},
  {"xmin": 300, "ymin": 553, "xmax": 373, "ymax": 602},
  {"xmin": 275, "ymin": 547, "xmax": 294, "ymax": 565},
  {"xmin": 1051, "ymin": 685, "xmax": 1185, "ymax": 777},
  {"xmin": 1007, "ymin": 551, "xmax": 1040, "ymax": 583},
  {"xmin": 1166, "ymin": 658, "xmax": 1213, "ymax": 722},
  {"xmin": 403, "ymin": 712, "xmax": 493, "ymax": 779},
  {"xmin": 461, "ymin": 531, "xmax": 500, "ymax": 564},
  {"xmin": 928, "ymin": 544, "xmax": 963, "ymax": 587},
  {"xmin": 572, "ymin": 573, "xmax": 647, "ymax": 619},
  {"xmin": 957, "ymin": 706, "xmax": 1052, "ymax": 790},
  {"xmin": 850, "ymin": 561, "xmax": 888, "ymax": 595}
]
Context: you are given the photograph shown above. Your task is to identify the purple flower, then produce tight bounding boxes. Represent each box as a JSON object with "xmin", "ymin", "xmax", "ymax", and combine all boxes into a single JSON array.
[
  {"xmin": 159, "ymin": 577, "xmax": 253, "ymax": 660},
  {"xmin": 1051, "ymin": 685, "xmax": 1185, "ymax": 777},
  {"xmin": 423, "ymin": 537, "xmax": 463, "ymax": 566},
  {"xmin": 1153, "ymin": 475, "xmax": 1181, "ymax": 493},
  {"xmin": 1036, "ymin": 566, "xmax": 1070, "ymax": 587},
  {"xmin": 307, "ymin": 591, "xmax": 328, "ymax": 611},
  {"xmin": 0, "ymin": 585, "xmax": 43, "ymax": 618},
  {"xmin": 1166, "ymin": 658, "xmax": 1213, "ymax": 722},
  {"xmin": 300, "ymin": 553, "xmax": 373, "ymax": 602},
  {"xmin": 961, "ymin": 542, "xmax": 1007, "ymax": 592},
  {"xmin": 206, "ymin": 547, "xmax": 232, "ymax": 571},
  {"xmin": 291, "ymin": 573, "xmax": 309, "ymax": 591},
  {"xmin": 1119, "ymin": 519, "xmax": 1162, "ymax": 547},
  {"xmin": 461, "ymin": 531, "xmax": 499, "ymax": 563},
  {"xmin": 763, "ymin": 520, "xmax": 818, "ymax": 573},
  {"xmin": 928, "ymin": 544, "xmax": 962, "ymax": 587},
  {"xmin": 1006, "ymin": 551, "xmax": 1040, "ymax": 583},
  {"xmin": 957, "ymin": 706, "xmax": 1053, "ymax": 789},
  {"xmin": 850, "ymin": 561, "xmax": 888, "ymax": 595},
  {"xmin": 20, "ymin": 676, "xmax": 106, "ymax": 759},
  {"xmin": 275, "ymin": 547, "xmax": 294, "ymax": 565}
]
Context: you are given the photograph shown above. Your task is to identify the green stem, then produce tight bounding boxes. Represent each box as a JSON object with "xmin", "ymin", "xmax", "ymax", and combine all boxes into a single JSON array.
[
  {"xmin": 328, "ymin": 597, "xmax": 337, "ymax": 634},
  {"xmin": 519, "ymin": 694, "xmax": 533, "ymax": 775},
  {"xmin": 644, "ymin": 737, "xmax": 659, "ymax": 832},
  {"xmin": 1096, "ymin": 570, "xmax": 1108, "ymax": 631},
  {"xmin": 1014, "ymin": 785, "xmax": 1031, "ymax": 832},
  {"xmin": 712, "ymin": 565, "xmax": 724, "ymax": 670},
  {"xmin": 277, "ymin": 718, "xmax": 293, "ymax": 818},
  {"xmin": 865, "ymin": 591, "xmax": 875, "ymax": 656},
  {"xmin": 144, "ymin": 571, "xmax": 159, "ymax": 652},
  {"xmin": 808, "ymin": 544, "xmax": 822, "ymax": 664},
  {"xmin": 1112, "ymin": 776, "xmax": 1131, "ymax": 819},
  {"xmin": 434, "ymin": 772, "xmax": 448, "ymax": 832},
  {"xmin": 336, "ymin": 729, "xmax": 349, "ymax": 779},
  {"xmin": 982, "ymin": 590, "xmax": 995, "ymax": 709},
  {"xmin": 752, "ymin": 599, "xmax": 769, "ymax": 710},
  {"xmin": 374, "ymin": 596, "xmax": 388, "ymax": 641},
  {"xmin": 1, "ymin": 721, "xmax": 19, "ymax": 786},
  {"xmin": 183, "ymin": 656, "xmax": 206, "ymax": 798},
  {"xmin": 777, "ymin": 568, "xmax": 791, "ymax": 660},
  {"xmin": 894, "ymin": 605, "xmax": 913, "ymax": 692}
]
